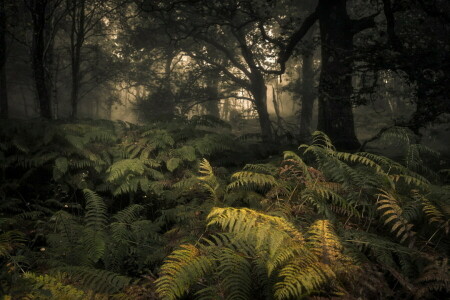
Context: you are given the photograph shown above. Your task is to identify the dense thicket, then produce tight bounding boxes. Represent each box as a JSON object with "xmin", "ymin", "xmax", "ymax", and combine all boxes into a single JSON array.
[{"xmin": 0, "ymin": 119, "xmax": 449, "ymax": 299}]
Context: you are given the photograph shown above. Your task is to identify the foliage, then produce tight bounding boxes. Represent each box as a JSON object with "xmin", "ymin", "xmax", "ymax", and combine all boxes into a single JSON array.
[
  {"xmin": 0, "ymin": 120, "xmax": 449, "ymax": 299},
  {"xmin": 156, "ymin": 130, "xmax": 450, "ymax": 299}
]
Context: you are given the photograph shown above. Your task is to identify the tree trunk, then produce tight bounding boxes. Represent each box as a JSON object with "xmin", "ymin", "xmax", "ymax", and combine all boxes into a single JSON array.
[
  {"xmin": 299, "ymin": 51, "xmax": 315, "ymax": 139},
  {"xmin": 31, "ymin": 0, "xmax": 52, "ymax": 119},
  {"xmin": 317, "ymin": 0, "xmax": 360, "ymax": 150},
  {"xmin": 408, "ymin": 77, "xmax": 449, "ymax": 135},
  {"xmin": 69, "ymin": 0, "xmax": 85, "ymax": 119},
  {"xmin": 161, "ymin": 52, "xmax": 176, "ymax": 119},
  {"xmin": 0, "ymin": 0, "xmax": 8, "ymax": 119},
  {"xmin": 203, "ymin": 75, "xmax": 220, "ymax": 118},
  {"xmin": 70, "ymin": 54, "xmax": 81, "ymax": 118},
  {"xmin": 250, "ymin": 74, "xmax": 273, "ymax": 142},
  {"xmin": 272, "ymin": 85, "xmax": 282, "ymax": 129}
]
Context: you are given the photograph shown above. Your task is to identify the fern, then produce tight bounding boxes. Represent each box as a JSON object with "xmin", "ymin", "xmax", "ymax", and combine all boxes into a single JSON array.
[
  {"xmin": 376, "ymin": 189, "xmax": 416, "ymax": 245},
  {"xmin": 227, "ymin": 171, "xmax": 277, "ymax": 191},
  {"xmin": 83, "ymin": 189, "xmax": 108, "ymax": 231},
  {"xmin": 274, "ymin": 260, "xmax": 335, "ymax": 299},
  {"xmin": 156, "ymin": 244, "xmax": 213, "ymax": 300},
  {"xmin": 415, "ymin": 258, "xmax": 450, "ymax": 299},
  {"xmin": 56, "ymin": 266, "xmax": 131, "ymax": 294}
]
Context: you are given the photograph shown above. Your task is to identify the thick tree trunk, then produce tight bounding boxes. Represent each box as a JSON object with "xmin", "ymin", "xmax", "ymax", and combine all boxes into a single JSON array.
[
  {"xmin": 299, "ymin": 52, "xmax": 315, "ymax": 139},
  {"xmin": 31, "ymin": 0, "xmax": 52, "ymax": 119},
  {"xmin": 0, "ymin": 0, "xmax": 8, "ymax": 119},
  {"xmin": 317, "ymin": 0, "xmax": 360, "ymax": 150},
  {"xmin": 250, "ymin": 74, "xmax": 273, "ymax": 142},
  {"xmin": 204, "ymin": 75, "xmax": 220, "ymax": 118}
]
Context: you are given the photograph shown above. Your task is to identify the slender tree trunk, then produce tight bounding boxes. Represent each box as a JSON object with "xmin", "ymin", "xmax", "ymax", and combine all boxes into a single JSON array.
[
  {"xmin": 317, "ymin": 0, "xmax": 360, "ymax": 150},
  {"xmin": 222, "ymin": 97, "xmax": 230, "ymax": 120},
  {"xmin": 162, "ymin": 51, "xmax": 176, "ymax": 118},
  {"xmin": 272, "ymin": 85, "xmax": 282, "ymax": 129},
  {"xmin": 250, "ymin": 74, "xmax": 273, "ymax": 142},
  {"xmin": 69, "ymin": 0, "xmax": 85, "ymax": 119},
  {"xmin": 299, "ymin": 51, "xmax": 315, "ymax": 139},
  {"xmin": 0, "ymin": 0, "xmax": 8, "ymax": 119},
  {"xmin": 70, "ymin": 53, "xmax": 81, "ymax": 118},
  {"xmin": 31, "ymin": 0, "xmax": 52, "ymax": 119},
  {"xmin": 408, "ymin": 78, "xmax": 447, "ymax": 135},
  {"xmin": 204, "ymin": 75, "xmax": 220, "ymax": 118}
]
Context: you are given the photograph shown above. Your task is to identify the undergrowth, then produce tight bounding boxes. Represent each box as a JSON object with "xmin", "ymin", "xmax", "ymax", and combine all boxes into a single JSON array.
[{"xmin": 0, "ymin": 120, "xmax": 448, "ymax": 299}]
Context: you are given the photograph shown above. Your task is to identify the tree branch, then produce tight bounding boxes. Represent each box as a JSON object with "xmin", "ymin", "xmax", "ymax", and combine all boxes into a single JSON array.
[
  {"xmin": 271, "ymin": 9, "xmax": 319, "ymax": 75},
  {"xmin": 351, "ymin": 12, "xmax": 379, "ymax": 34}
]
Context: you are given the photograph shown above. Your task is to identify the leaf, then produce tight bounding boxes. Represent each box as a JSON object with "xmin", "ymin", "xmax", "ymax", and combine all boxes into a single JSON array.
[
  {"xmin": 167, "ymin": 158, "xmax": 182, "ymax": 172},
  {"xmin": 177, "ymin": 146, "xmax": 196, "ymax": 162},
  {"xmin": 55, "ymin": 157, "xmax": 68, "ymax": 172}
]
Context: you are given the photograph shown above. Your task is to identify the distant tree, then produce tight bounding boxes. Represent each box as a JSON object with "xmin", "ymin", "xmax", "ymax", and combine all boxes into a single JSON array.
[
  {"xmin": 0, "ymin": 0, "xmax": 8, "ymax": 119},
  {"xmin": 380, "ymin": 0, "xmax": 450, "ymax": 134},
  {"xmin": 298, "ymin": 37, "xmax": 317, "ymax": 140},
  {"xmin": 140, "ymin": 0, "xmax": 316, "ymax": 142},
  {"xmin": 202, "ymin": 72, "xmax": 221, "ymax": 118},
  {"xmin": 25, "ymin": 0, "xmax": 66, "ymax": 119},
  {"xmin": 66, "ymin": 0, "xmax": 126, "ymax": 118}
]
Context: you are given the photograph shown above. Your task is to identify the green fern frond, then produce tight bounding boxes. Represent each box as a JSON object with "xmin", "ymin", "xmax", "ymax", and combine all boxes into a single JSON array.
[
  {"xmin": 307, "ymin": 220, "xmax": 344, "ymax": 265},
  {"xmin": 112, "ymin": 204, "xmax": 145, "ymax": 224},
  {"xmin": 23, "ymin": 272, "xmax": 87, "ymax": 300},
  {"xmin": 376, "ymin": 189, "xmax": 415, "ymax": 244},
  {"xmin": 56, "ymin": 266, "xmax": 131, "ymax": 294},
  {"xmin": 274, "ymin": 259, "xmax": 335, "ymax": 299},
  {"xmin": 197, "ymin": 159, "xmax": 222, "ymax": 203},
  {"xmin": 207, "ymin": 207, "xmax": 304, "ymax": 244},
  {"xmin": 310, "ymin": 131, "xmax": 335, "ymax": 150},
  {"xmin": 83, "ymin": 189, "xmax": 108, "ymax": 231},
  {"xmin": 283, "ymin": 151, "xmax": 312, "ymax": 181},
  {"xmin": 0, "ymin": 230, "xmax": 26, "ymax": 257},
  {"xmin": 155, "ymin": 244, "xmax": 213, "ymax": 300},
  {"xmin": 415, "ymin": 258, "xmax": 450, "ymax": 299},
  {"xmin": 227, "ymin": 171, "xmax": 277, "ymax": 191},
  {"xmin": 106, "ymin": 159, "xmax": 146, "ymax": 182},
  {"xmin": 215, "ymin": 247, "xmax": 252, "ymax": 300}
]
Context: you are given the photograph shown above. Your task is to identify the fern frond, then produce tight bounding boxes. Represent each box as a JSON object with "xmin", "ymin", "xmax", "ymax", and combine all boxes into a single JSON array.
[
  {"xmin": 207, "ymin": 207, "xmax": 304, "ymax": 244},
  {"xmin": 415, "ymin": 258, "xmax": 450, "ymax": 299},
  {"xmin": 112, "ymin": 204, "xmax": 145, "ymax": 224},
  {"xmin": 216, "ymin": 247, "xmax": 252, "ymax": 300},
  {"xmin": 155, "ymin": 244, "xmax": 213, "ymax": 300},
  {"xmin": 0, "ymin": 230, "xmax": 26, "ymax": 257},
  {"xmin": 83, "ymin": 189, "xmax": 108, "ymax": 231},
  {"xmin": 56, "ymin": 266, "xmax": 131, "ymax": 294},
  {"xmin": 274, "ymin": 259, "xmax": 335, "ymax": 299},
  {"xmin": 227, "ymin": 171, "xmax": 277, "ymax": 191},
  {"xmin": 307, "ymin": 220, "xmax": 344, "ymax": 265},
  {"xmin": 376, "ymin": 189, "xmax": 415, "ymax": 244}
]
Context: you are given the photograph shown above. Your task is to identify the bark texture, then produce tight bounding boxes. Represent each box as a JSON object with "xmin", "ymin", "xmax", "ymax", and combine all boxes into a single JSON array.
[{"xmin": 317, "ymin": 0, "xmax": 360, "ymax": 150}]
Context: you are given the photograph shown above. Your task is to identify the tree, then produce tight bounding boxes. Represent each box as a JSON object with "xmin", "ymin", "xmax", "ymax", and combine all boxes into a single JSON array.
[
  {"xmin": 380, "ymin": 0, "xmax": 450, "ymax": 134},
  {"xmin": 298, "ymin": 40, "xmax": 316, "ymax": 139},
  {"xmin": 314, "ymin": 0, "xmax": 377, "ymax": 150},
  {"xmin": 29, "ymin": 0, "xmax": 53, "ymax": 118},
  {"xmin": 26, "ymin": 0, "xmax": 65, "ymax": 119},
  {"xmin": 0, "ymin": 0, "xmax": 8, "ymax": 119},
  {"xmin": 140, "ymin": 0, "xmax": 297, "ymax": 142},
  {"xmin": 203, "ymin": 72, "xmax": 221, "ymax": 118},
  {"xmin": 66, "ymin": 0, "xmax": 126, "ymax": 118}
]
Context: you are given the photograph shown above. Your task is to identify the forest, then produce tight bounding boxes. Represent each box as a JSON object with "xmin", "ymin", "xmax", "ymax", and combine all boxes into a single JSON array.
[{"xmin": 0, "ymin": 0, "xmax": 449, "ymax": 299}]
